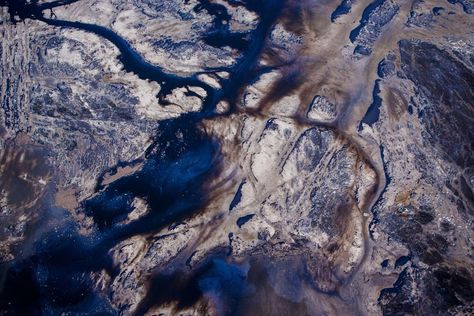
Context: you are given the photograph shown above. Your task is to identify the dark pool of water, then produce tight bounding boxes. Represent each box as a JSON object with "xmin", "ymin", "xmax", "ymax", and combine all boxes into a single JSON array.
[
  {"xmin": 331, "ymin": 0, "xmax": 353, "ymax": 22},
  {"xmin": 358, "ymin": 79, "xmax": 382, "ymax": 131}
]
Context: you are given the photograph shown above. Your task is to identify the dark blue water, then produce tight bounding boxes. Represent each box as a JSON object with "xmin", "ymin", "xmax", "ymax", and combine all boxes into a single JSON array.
[
  {"xmin": 219, "ymin": 0, "xmax": 286, "ymax": 109},
  {"xmin": 236, "ymin": 214, "xmax": 255, "ymax": 228},
  {"xmin": 0, "ymin": 0, "xmax": 81, "ymax": 22},
  {"xmin": 394, "ymin": 255, "xmax": 411, "ymax": 268},
  {"xmin": 331, "ymin": 0, "xmax": 353, "ymax": 22},
  {"xmin": 358, "ymin": 79, "xmax": 382, "ymax": 131},
  {"xmin": 378, "ymin": 268, "xmax": 408, "ymax": 298},
  {"xmin": 1, "ymin": 117, "xmax": 221, "ymax": 314},
  {"xmin": 229, "ymin": 180, "xmax": 245, "ymax": 212},
  {"xmin": 0, "ymin": 0, "xmax": 287, "ymax": 314},
  {"xmin": 368, "ymin": 144, "xmax": 391, "ymax": 238},
  {"xmin": 433, "ymin": 7, "xmax": 445, "ymax": 15}
]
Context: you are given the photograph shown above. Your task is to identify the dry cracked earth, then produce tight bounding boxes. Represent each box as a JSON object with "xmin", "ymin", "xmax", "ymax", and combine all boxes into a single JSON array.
[{"xmin": 0, "ymin": 0, "xmax": 473, "ymax": 315}]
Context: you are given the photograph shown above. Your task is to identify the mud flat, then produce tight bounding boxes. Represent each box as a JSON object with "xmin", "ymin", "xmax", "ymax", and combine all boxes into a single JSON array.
[{"xmin": 0, "ymin": 0, "xmax": 473, "ymax": 315}]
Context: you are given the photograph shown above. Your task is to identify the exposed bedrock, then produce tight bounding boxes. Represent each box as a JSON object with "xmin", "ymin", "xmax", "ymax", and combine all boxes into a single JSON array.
[
  {"xmin": 371, "ymin": 40, "xmax": 474, "ymax": 315},
  {"xmin": 0, "ymin": 0, "xmax": 474, "ymax": 315}
]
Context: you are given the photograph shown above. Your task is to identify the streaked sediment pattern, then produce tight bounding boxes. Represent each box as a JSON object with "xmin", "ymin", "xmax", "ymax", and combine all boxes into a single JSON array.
[{"xmin": 0, "ymin": 0, "xmax": 473, "ymax": 315}]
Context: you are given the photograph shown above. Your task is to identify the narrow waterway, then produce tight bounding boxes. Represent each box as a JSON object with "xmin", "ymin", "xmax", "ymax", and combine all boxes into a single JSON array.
[
  {"xmin": 0, "ymin": 1, "xmax": 294, "ymax": 314},
  {"xmin": 0, "ymin": 1, "xmax": 391, "ymax": 315}
]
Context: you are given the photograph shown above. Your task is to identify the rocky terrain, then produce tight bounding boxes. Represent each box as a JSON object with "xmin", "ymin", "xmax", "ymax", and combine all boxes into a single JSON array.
[{"xmin": 0, "ymin": 0, "xmax": 473, "ymax": 315}]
